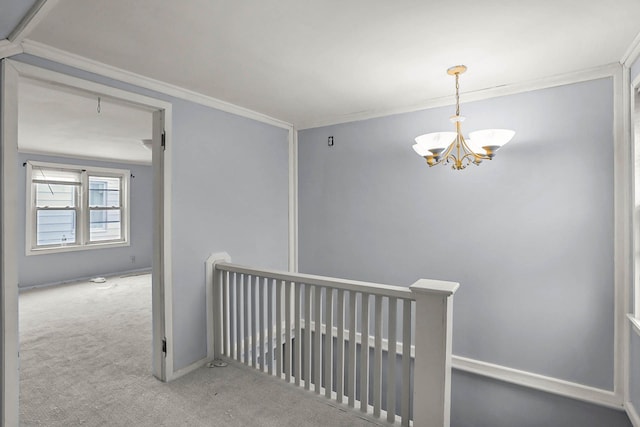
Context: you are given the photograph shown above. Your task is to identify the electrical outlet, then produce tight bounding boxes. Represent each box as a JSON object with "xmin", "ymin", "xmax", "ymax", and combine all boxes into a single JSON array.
[
  {"xmin": 328, "ymin": 136, "xmax": 334, "ymax": 147},
  {"xmin": 130, "ymin": 255, "xmax": 136, "ymax": 264}
]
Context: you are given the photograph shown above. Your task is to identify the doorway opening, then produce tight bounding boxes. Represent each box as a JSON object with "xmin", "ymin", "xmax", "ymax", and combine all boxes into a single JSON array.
[{"xmin": 1, "ymin": 59, "xmax": 174, "ymax": 424}]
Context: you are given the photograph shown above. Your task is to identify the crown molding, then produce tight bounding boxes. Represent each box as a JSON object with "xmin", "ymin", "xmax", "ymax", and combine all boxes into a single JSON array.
[
  {"xmin": 298, "ymin": 63, "xmax": 620, "ymax": 130},
  {"xmin": 20, "ymin": 39, "xmax": 293, "ymax": 130},
  {"xmin": 452, "ymin": 356, "xmax": 623, "ymax": 410},
  {"xmin": 622, "ymin": 30, "xmax": 640, "ymax": 68},
  {"xmin": 0, "ymin": 39, "xmax": 23, "ymax": 59},
  {"xmin": 8, "ymin": 0, "xmax": 60, "ymax": 45}
]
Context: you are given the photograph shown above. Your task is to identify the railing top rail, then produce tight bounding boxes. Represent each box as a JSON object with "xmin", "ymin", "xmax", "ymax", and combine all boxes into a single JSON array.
[{"xmin": 214, "ymin": 261, "xmax": 414, "ymax": 300}]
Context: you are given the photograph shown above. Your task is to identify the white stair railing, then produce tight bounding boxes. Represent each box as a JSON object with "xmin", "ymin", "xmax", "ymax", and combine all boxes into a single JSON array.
[{"xmin": 206, "ymin": 252, "xmax": 459, "ymax": 427}]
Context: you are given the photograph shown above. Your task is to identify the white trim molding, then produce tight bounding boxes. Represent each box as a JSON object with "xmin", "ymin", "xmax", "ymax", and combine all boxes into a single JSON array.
[
  {"xmin": 627, "ymin": 400, "xmax": 640, "ymax": 427},
  {"xmin": 1, "ymin": 55, "xmax": 21, "ymax": 427},
  {"xmin": 2, "ymin": 59, "xmax": 176, "ymax": 399},
  {"xmin": 452, "ymin": 356, "xmax": 623, "ymax": 410},
  {"xmin": 20, "ymin": 39, "xmax": 293, "ymax": 130},
  {"xmin": 622, "ymin": 30, "xmax": 640, "ymax": 68},
  {"xmin": 613, "ymin": 64, "xmax": 632, "ymax": 408},
  {"xmin": 298, "ymin": 63, "xmax": 620, "ymax": 130},
  {"xmin": 0, "ymin": 39, "xmax": 23, "ymax": 59}
]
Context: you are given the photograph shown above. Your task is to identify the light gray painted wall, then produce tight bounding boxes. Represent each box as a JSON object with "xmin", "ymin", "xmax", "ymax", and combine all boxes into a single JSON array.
[
  {"xmin": 17, "ymin": 153, "xmax": 152, "ymax": 288},
  {"xmin": 12, "ymin": 54, "xmax": 289, "ymax": 370},
  {"xmin": 0, "ymin": 0, "xmax": 38, "ymax": 39},
  {"xmin": 170, "ymin": 99, "xmax": 289, "ymax": 368},
  {"xmin": 299, "ymin": 78, "xmax": 619, "ymax": 424}
]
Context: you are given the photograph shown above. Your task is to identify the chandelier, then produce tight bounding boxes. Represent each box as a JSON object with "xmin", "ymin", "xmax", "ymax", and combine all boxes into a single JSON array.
[{"xmin": 412, "ymin": 65, "xmax": 515, "ymax": 170}]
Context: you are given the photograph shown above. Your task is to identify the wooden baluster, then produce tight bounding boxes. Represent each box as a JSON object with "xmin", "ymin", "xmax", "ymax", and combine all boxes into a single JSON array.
[
  {"xmin": 314, "ymin": 286, "xmax": 322, "ymax": 394},
  {"xmin": 285, "ymin": 281, "xmax": 292, "ymax": 382},
  {"xmin": 276, "ymin": 280, "xmax": 283, "ymax": 377},
  {"xmin": 387, "ymin": 297, "xmax": 398, "ymax": 423},
  {"xmin": 373, "ymin": 295, "xmax": 383, "ymax": 417},
  {"xmin": 223, "ymin": 271, "xmax": 229, "ymax": 357},
  {"xmin": 294, "ymin": 283, "xmax": 302, "ymax": 386},
  {"xmin": 324, "ymin": 287, "xmax": 334, "ymax": 399},
  {"xmin": 347, "ymin": 292, "xmax": 357, "ymax": 408},
  {"xmin": 251, "ymin": 275, "xmax": 258, "ymax": 368},
  {"xmin": 401, "ymin": 299, "xmax": 411, "ymax": 426},
  {"xmin": 336, "ymin": 289, "xmax": 345, "ymax": 403},
  {"xmin": 236, "ymin": 273, "xmax": 242, "ymax": 362},
  {"xmin": 268, "ymin": 278, "xmax": 274, "ymax": 375},
  {"xmin": 259, "ymin": 276, "xmax": 265, "ymax": 371},
  {"xmin": 360, "ymin": 293, "xmax": 370, "ymax": 413},
  {"xmin": 229, "ymin": 272, "xmax": 236, "ymax": 360},
  {"xmin": 243, "ymin": 275, "xmax": 250, "ymax": 365},
  {"xmin": 304, "ymin": 284, "xmax": 313, "ymax": 390}
]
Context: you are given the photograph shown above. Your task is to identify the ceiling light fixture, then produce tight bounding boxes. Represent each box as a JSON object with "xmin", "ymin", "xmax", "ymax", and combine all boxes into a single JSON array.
[{"xmin": 412, "ymin": 65, "xmax": 515, "ymax": 170}]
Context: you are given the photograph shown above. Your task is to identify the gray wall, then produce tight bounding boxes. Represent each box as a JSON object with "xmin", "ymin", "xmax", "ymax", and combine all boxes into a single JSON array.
[
  {"xmin": 298, "ymin": 78, "xmax": 624, "ymax": 424},
  {"xmin": 17, "ymin": 153, "xmax": 153, "ymax": 288},
  {"xmin": 0, "ymin": 0, "xmax": 38, "ymax": 39},
  {"xmin": 170, "ymin": 99, "xmax": 289, "ymax": 368},
  {"xmin": 12, "ymin": 54, "xmax": 289, "ymax": 371}
]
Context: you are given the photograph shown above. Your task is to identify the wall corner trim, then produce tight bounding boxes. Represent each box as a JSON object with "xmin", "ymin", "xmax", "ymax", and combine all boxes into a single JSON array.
[
  {"xmin": 452, "ymin": 355, "xmax": 623, "ymax": 410},
  {"xmin": 627, "ymin": 401, "xmax": 640, "ymax": 427},
  {"xmin": 621, "ymin": 30, "xmax": 640, "ymax": 68},
  {"xmin": 0, "ymin": 39, "xmax": 23, "ymax": 59}
]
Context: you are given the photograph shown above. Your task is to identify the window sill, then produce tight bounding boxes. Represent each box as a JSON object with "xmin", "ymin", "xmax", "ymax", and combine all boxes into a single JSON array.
[{"xmin": 26, "ymin": 240, "xmax": 130, "ymax": 256}]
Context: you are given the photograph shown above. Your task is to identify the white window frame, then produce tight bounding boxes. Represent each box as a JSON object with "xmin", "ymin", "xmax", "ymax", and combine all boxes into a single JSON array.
[{"xmin": 25, "ymin": 160, "xmax": 131, "ymax": 255}]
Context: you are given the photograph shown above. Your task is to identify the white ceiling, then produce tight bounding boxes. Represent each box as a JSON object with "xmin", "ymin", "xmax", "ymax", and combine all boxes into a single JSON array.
[
  {"xmin": 18, "ymin": 77, "xmax": 153, "ymax": 164},
  {"xmin": 15, "ymin": 1, "xmax": 640, "ymax": 128}
]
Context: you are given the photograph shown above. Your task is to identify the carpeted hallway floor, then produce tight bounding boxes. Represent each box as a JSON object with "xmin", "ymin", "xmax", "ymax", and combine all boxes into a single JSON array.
[{"xmin": 19, "ymin": 274, "xmax": 385, "ymax": 426}]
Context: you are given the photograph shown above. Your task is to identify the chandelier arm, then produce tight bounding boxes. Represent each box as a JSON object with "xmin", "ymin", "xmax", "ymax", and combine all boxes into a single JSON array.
[{"xmin": 458, "ymin": 136, "xmax": 489, "ymax": 162}]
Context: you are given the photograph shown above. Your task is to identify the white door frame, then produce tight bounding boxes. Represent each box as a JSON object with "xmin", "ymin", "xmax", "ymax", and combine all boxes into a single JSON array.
[{"xmin": 0, "ymin": 59, "xmax": 174, "ymax": 425}]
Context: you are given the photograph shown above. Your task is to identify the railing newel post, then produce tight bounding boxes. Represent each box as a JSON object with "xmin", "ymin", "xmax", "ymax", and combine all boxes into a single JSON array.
[
  {"xmin": 205, "ymin": 252, "xmax": 232, "ymax": 361},
  {"xmin": 409, "ymin": 279, "xmax": 459, "ymax": 427}
]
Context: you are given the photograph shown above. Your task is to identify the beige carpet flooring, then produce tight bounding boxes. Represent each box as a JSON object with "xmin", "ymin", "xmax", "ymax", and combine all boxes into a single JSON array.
[{"xmin": 19, "ymin": 274, "xmax": 385, "ymax": 426}]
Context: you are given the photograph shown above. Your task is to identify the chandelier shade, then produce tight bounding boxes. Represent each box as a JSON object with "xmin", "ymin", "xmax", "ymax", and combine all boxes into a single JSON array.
[
  {"xmin": 468, "ymin": 129, "xmax": 515, "ymax": 150},
  {"xmin": 413, "ymin": 65, "xmax": 515, "ymax": 170}
]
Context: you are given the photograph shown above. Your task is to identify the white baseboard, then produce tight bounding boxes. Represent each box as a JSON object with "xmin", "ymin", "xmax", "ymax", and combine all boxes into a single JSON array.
[
  {"xmin": 18, "ymin": 267, "xmax": 152, "ymax": 291},
  {"xmin": 627, "ymin": 401, "xmax": 640, "ymax": 426},
  {"xmin": 452, "ymin": 355, "xmax": 623, "ymax": 410}
]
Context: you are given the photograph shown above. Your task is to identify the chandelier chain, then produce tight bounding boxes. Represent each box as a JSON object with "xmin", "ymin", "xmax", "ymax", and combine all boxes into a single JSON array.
[{"xmin": 455, "ymin": 73, "xmax": 460, "ymax": 117}]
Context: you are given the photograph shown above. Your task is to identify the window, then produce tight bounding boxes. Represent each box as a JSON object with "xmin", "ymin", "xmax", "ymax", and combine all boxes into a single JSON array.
[{"xmin": 26, "ymin": 161, "xmax": 130, "ymax": 254}]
